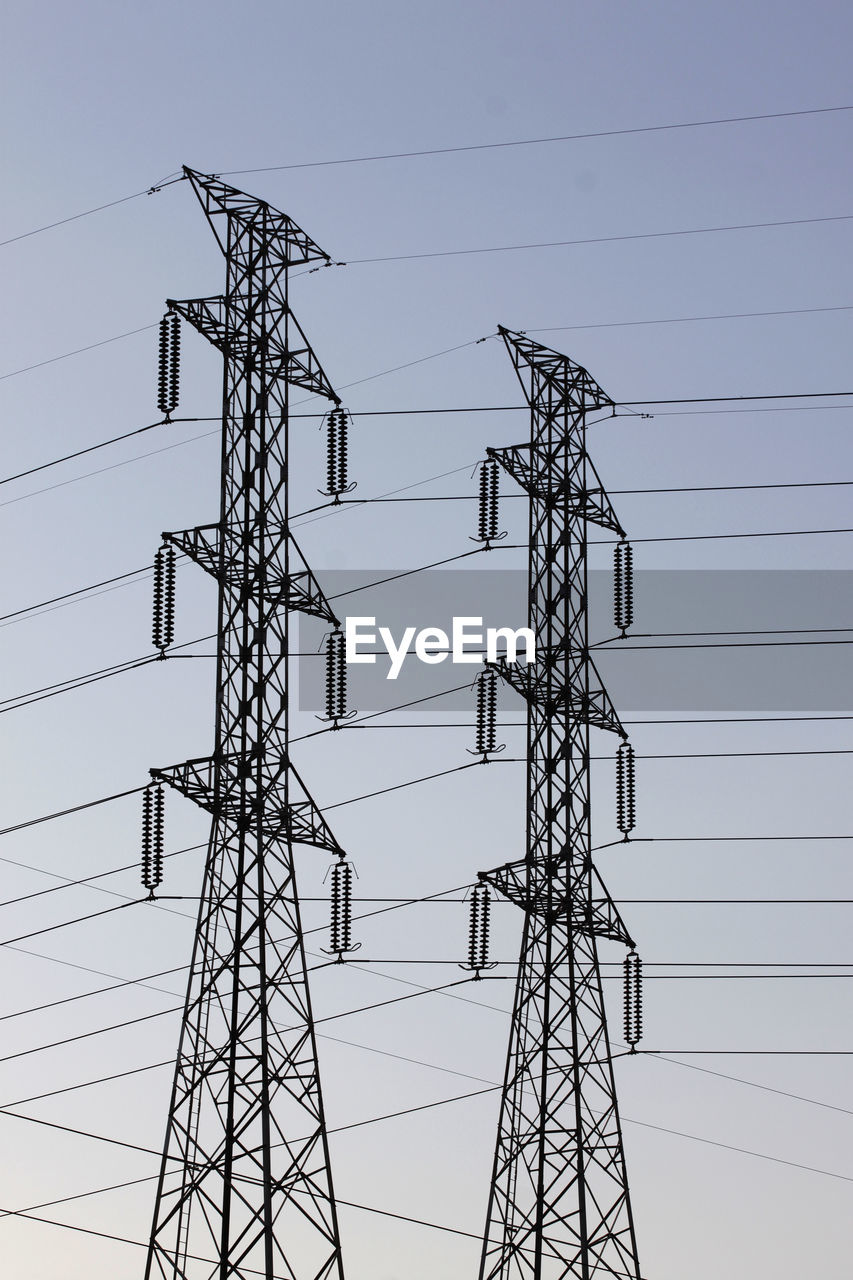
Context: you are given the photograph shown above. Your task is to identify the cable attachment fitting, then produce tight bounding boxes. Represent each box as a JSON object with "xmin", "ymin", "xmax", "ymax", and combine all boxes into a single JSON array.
[
  {"xmin": 616, "ymin": 740, "xmax": 636, "ymax": 841},
  {"xmin": 459, "ymin": 883, "xmax": 497, "ymax": 979},
  {"xmin": 156, "ymin": 311, "xmax": 181, "ymax": 421},
  {"xmin": 322, "ymin": 858, "xmax": 361, "ymax": 962},
  {"xmin": 467, "ymin": 668, "xmax": 505, "ymax": 760},
  {"xmin": 470, "ymin": 459, "xmax": 506, "ymax": 548},
  {"xmin": 141, "ymin": 782, "xmax": 165, "ymax": 899},
  {"xmin": 624, "ymin": 950, "xmax": 643, "ymax": 1051},
  {"xmin": 152, "ymin": 543, "xmax": 177, "ymax": 655},
  {"xmin": 320, "ymin": 407, "xmax": 356, "ymax": 501},
  {"xmin": 614, "ymin": 540, "xmax": 634, "ymax": 637},
  {"xmin": 317, "ymin": 628, "xmax": 357, "ymax": 725}
]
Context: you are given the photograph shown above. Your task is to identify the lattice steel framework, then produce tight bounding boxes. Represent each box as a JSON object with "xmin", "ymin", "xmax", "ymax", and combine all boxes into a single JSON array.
[
  {"xmin": 478, "ymin": 329, "xmax": 641, "ymax": 1280},
  {"xmin": 144, "ymin": 168, "xmax": 347, "ymax": 1280}
]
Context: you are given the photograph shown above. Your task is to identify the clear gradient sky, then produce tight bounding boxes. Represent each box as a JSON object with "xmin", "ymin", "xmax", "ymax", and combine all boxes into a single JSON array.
[{"xmin": 1, "ymin": 2, "xmax": 852, "ymax": 1277}]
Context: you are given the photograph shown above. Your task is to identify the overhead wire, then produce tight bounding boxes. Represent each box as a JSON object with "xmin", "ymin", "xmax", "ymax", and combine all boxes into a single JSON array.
[
  {"xmin": 4, "ymin": 145, "xmax": 850, "ymax": 1244},
  {"xmin": 221, "ymin": 104, "xmax": 853, "ymax": 176},
  {"xmin": 0, "ymin": 416, "xmax": 212, "ymax": 488},
  {"xmin": 5, "ymin": 301, "xmax": 853, "ymax": 392},
  {"xmin": 1, "ymin": 389, "xmax": 852, "ymax": 522},
  {"xmin": 4, "ymin": 103, "xmax": 850, "ymax": 249},
  {"xmin": 345, "ymin": 213, "xmax": 853, "ymax": 267},
  {"xmin": 0, "ymin": 324, "xmax": 159, "ymax": 382},
  {"xmin": 0, "ymin": 185, "xmax": 163, "ymax": 250},
  {"xmin": 0, "ymin": 1058, "xmax": 850, "ymax": 1264},
  {"xmin": 0, "ymin": 841, "xmax": 204, "ymax": 911}
]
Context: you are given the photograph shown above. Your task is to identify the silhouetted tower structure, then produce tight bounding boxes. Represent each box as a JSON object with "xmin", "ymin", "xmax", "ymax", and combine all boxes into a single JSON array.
[
  {"xmin": 478, "ymin": 329, "xmax": 641, "ymax": 1280},
  {"xmin": 144, "ymin": 168, "xmax": 347, "ymax": 1280}
]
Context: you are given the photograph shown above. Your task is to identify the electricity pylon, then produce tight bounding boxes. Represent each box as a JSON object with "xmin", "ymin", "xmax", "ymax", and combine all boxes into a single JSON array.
[
  {"xmin": 478, "ymin": 329, "xmax": 641, "ymax": 1280},
  {"xmin": 144, "ymin": 168, "xmax": 347, "ymax": 1280}
]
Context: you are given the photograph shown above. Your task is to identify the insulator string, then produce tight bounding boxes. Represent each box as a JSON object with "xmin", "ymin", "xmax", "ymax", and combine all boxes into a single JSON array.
[
  {"xmin": 325, "ymin": 860, "xmax": 360, "ymax": 960},
  {"xmin": 322, "ymin": 408, "xmax": 355, "ymax": 499},
  {"xmin": 156, "ymin": 312, "xmax": 180, "ymax": 421},
  {"xmin": 460, "ymin": 883, "xmax": 496, "ymax": 977},
  {"xmin": 320, "ymin": 629, "xmax": 355, "ymax": 724},
  {"xmin": 471, "ymin": 459, "xmax": 506, "ymax": 546},
  {"xmin": 616, "ymin": 741, "xmax": 636, "ymax": 839},
  {"xmin": 624, "ymin": 950, "xmax": 643, "ymax": 1050},
  {"xmin": 141, "ymin": 784, "xmax": 164, "ymax": 898},
  {"xmin": 152, "ymin": 545, "xmax": 176, "ymax": 654},
  {"xmin": 468, "ymin": 669, "xmax": 505, "ymax": 758},
  {"xmin": 614, "ymin": 540, "xmax": 634, "ymax": 637}
]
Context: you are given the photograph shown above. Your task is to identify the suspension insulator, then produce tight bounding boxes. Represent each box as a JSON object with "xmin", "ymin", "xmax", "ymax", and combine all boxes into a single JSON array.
[
  {"xmin": 324, "ymin": 859, "xmax": 360, "ymax": 961},
  {"xmin": 624, "ymin": 950, "xmax": 643, "ymax": 1050},
  {"xmin": 157, "ymin": 312, "xmax": 181, "ymax": 420},
  {"xmin": 322, "ymin": 407, "xmax": 355, "ymax": 499},
  {"xmin": 468, "ymin": 669, "xmax": 505, "ymax": 759},
  {"xmin": 318, "ymin": 629, "xmax": 355, "ymax": 724},
  {"xmin": 616, "ymin": 741, "xmax": 636, "ymax": 839},
  {"xmin": 152, "ymin": 545, "xmax": 176, "ymax": 654},
  {"xmin": 326, "ymin": 629, "xmax": 346, "ymax": 720},
  {"xmin": 460, "ymin": 883, "xmax": 497, "ymax": 977},
  {"xmin": 471, "ymin": 459, "xmax": 506, "ymax": 546},
  {"xmin": 141, "ymin": 783, "xmax": 165, "ymax": 897},
  {"xmin": 614, "ymin": 540, "xmax": 634, "ymax": 637}
]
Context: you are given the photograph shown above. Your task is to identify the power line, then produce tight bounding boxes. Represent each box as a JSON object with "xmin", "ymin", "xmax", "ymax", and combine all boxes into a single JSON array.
[
  {"xmin": 0, "ymin": 963, "xmax": 837, "ymax": 1118},
  {"xmin": 346, "ymin": 213, "xmax": 853, "ymax": 267},
  {"xmin": 602, "ymin": 637, "xmax": 853, "ymax": 649},
  {"xmin": 323, "ymin": 757, "xmax": 522, "ymax": 813},
  {"xmin": 0, "ymin": 1002, "xmax": 182, "ymax": 1068},
  {"xmin": 0, "ymin": 1063, "xmax": 849, "ymax": 1263},
  {"xmin": 623, "ymin": 714, "xmax": 853, "ymax": 725},
  {"xmin": 0, "ymin": 426, "xmax": 219, "ymax": 512},
  {"xmin": 591, "ymin": 524, "xmax": 853, "ymax": 545},
  {"xmin": 0, "ymin": 784, "xmax": 148, "ymax": 839},
  {"xmin": 2, "ymin": 390, "xmax": 852, "ymax": 520},
  {"xmin": 0, "ymin": 566, "xmax": 150, "ymax": 624},
  {"xmin": 0, "ymin": 650, "xmax": 210, "ymax": 718},
  {"xmin": 5, "ymin": 300, "xmax": 853, "ymax": 396},
  {"xmin": 325, "ymin": 473, "xmax": 853, "ymax": 503},
  {"xmin": 4, "ymin": 104, "xmax": 849, "ymax": 251},
  {"xmin": 0, "ymin": 899, "xmax": 144, "ymax": 951},
  {"xmin": 325, "ymin": 543, "xmax": 524, "ymax": 601},
  {"xmin": 526, "ymin": 302, "xmax": 853, "ymax": 335},
  {"xmin": 640, "ymin": 1049, "xmax": 853, "ymax": 1055},
  {"xmin": 220, "ymin": 104, "xmax": 853, "ymax": 176},
  {"xmin": 0, "ymin": 417, "xmax": 211, "ymax": 488},
  {"xmin": 0, "ymin": 964, "xmax": 186, "ymax": 1025},
  {"xmin": 647, "ymin": 1054, "xmax": 853, "ymax": 1117},
  {"xmin": 0, "ymin": 841, "xmax": 204, "ymax": 911},
  {"xmin": 0, "ymin": 324, "xmax": 159, "ymax": 382},
  {"xmin": 0, "ymin": 185, "xmax": 160, "ymax": 249}
]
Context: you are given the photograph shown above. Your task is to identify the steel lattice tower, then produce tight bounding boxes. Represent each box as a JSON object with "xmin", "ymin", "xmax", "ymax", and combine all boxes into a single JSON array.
[
  {"xmin": 144, "ymin": 168, "xmax": 347, "ymax": 1280},
  {"xmin": 478, "ymin": 329, "xmax": 641, "ymax": 1280}
]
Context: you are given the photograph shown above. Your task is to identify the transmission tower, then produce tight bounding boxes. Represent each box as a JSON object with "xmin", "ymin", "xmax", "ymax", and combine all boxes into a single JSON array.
[
  {"xmin": 478, "ymin": 329, "xmax": 641, "ymax": 1280},
  {"xmin": 144, "ymin": 168, "xmax": 347, "ymax": 1280}
]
